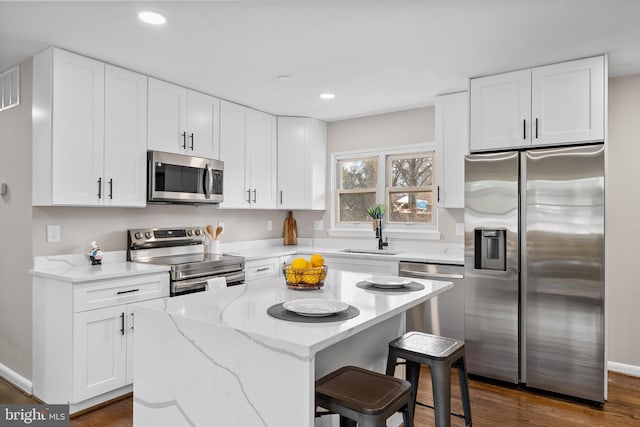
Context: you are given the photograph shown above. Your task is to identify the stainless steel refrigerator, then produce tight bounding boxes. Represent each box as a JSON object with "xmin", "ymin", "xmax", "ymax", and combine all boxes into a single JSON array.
[{"xmin": 464, "ymin": 144, "xmax": 605, "ymax": 403}]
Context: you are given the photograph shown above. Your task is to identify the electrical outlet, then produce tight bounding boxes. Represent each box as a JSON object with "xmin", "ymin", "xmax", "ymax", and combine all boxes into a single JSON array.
[
  {"xmin": 46, "ymin": 224, "xmax": 60, "ymax": 242},
  {"xmin": 314, "ymin": 220, "xmax": 324, "ymax": 231},
  {"xmin": 267, "ymin": 220, "xmax": 273, "ymax": 231},
  {"xmin": 456, "ymin": 223, "xmax": 465, "ymax": 236}
]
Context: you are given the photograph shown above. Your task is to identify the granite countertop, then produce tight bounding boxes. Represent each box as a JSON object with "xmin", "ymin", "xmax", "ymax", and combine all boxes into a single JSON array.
[{"xmin": 135, "ymin": 270, "xmax": 453, "ymax": 355}]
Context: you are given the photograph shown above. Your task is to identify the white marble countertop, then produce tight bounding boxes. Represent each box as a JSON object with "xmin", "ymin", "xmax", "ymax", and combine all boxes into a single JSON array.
[
  {"xmin": 135, "ymin": 270, "xmax": 453, "ymax": 357},
  {"xmin": 30, "ymin": 251, "xmax": 170, "ymax": 283}
]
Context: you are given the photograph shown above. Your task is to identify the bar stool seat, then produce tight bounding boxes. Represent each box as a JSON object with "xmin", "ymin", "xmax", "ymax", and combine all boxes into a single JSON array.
[
  {"xmin": 386, "ymin": 331, "xmax": 472, "ymax": 427},
  {"xmin": 316, "ymin": 365, "xmax": 414, "ymax": 427}
]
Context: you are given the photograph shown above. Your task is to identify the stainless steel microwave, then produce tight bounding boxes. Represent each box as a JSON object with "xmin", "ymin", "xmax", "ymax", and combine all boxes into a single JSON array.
[{"xmin": 147, "ymin": 151, "xmax": 223, "ymax": 205}]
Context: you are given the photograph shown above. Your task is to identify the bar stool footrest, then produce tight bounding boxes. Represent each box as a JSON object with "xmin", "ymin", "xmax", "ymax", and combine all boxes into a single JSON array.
[{"xmin": 415, "ymin": 400, "xmax": 466, "ymax": 420}]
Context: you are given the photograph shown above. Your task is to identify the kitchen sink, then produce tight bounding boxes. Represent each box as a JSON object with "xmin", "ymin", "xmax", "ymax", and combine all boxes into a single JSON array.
[{"xmin": 340, "ymin": 249, "xmax": 402, "ymax": 256}]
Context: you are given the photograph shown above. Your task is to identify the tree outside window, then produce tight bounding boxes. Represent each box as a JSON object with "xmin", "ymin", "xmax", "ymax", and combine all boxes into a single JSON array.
[
  {"xmin": 336, "ymin": 157, "xmax": 378, "ymax": 222},
  {"xmin": 387, "ymin": 152, "xmax": 434, "ymax": 224}
]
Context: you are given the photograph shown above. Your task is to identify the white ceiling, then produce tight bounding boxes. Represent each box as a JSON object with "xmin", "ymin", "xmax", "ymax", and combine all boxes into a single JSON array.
[{"xmin": 2, "ymin": 0, "xmax": 640, "ymax": 122}]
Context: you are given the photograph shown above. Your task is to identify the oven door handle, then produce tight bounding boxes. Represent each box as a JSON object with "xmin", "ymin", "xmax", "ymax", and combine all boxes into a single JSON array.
[
  {"xmin": 399, "ymin": 270, "xmax": 464, "ymax": 280},
  {"xmin": 176, "ymin": 267, "xmax": 244, "ymax": 281},
  {"xmin": 173, "ymin": 276, "xmax": 209, "ymax": 293},
  {"xmin": 224, "ymin": 272, "xmax": 246, "ymax": 286}
]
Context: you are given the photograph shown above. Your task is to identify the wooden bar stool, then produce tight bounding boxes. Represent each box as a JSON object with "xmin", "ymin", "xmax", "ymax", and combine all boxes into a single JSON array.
[
  {"xmin": 315, "ymin": 365, "xmax": 414, "ymax": 427},
  {"xmin": 385, "ymin": 331, "xmax": 472, "ymax": 427}
]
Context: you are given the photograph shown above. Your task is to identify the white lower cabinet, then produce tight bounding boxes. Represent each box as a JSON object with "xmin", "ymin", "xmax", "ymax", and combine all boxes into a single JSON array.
[
  {"xmin": 33, "ymin": 271, "xmax": 169, "ymax": 412},
  {"xmin": 322, "ymin": 255, "xmax": 399, "ymax": 275},
  {"xmin": 245, "ymin": 257, "xmax": 281, "ymax": 281}
]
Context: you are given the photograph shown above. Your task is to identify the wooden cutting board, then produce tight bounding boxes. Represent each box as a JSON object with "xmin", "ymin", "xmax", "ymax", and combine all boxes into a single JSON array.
[{"xmin": 283, "ymin": 211, "xmax": 297, "ymax": 245}]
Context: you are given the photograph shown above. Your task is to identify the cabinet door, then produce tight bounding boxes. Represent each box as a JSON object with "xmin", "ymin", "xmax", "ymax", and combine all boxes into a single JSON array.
[
  {"xmin": 73, "ymin": 306, "xmax": 126, "ymax": 402},
  {"xmin": 148, "ymin": 78, "xmax": 187, "ymax": 154},
  {"xmin": 246, "ymin": 109, "xmax": 277, "ymax": 209},
  {"xmin": 187, "ymin": 90, "xmax": 221, "ymax": 159},
  {"xmin": 277, "ymin": 117, "xmax": 309, "ymax": 209},
  {"xmin": 51, "ymin": 49, "xmax": 105, "ymax": 205},
  {"xmin": 104, "ymin": 65, "xmax": 147, "ymax": 207},
  {"xmin": 470, "ymin": 69, "xmax": 531, "ymax": 152},
  {"xmin": 531, "ymin": 56, "xmax": 605, "ymax": 146},
  {"xmin": 219, "ymin": 101, "xmax": 249, "ymax": 208},
  {"xmin": 435, "ymin": 92, "xmax": 468, "ymax": 208}
]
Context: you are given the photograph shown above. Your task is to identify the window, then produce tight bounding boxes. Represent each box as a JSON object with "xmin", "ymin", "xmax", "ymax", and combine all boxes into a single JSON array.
[
  {"xmin": 0, "ymin": 65, "xmax": 19, "ymax": 112},
  {"xmin": 332, "ymin": 144, "xmax": 438, "ymax": 236},
  {"xmin": 386, "ymin": 152, "xmax": 434, "ymax": 224}
]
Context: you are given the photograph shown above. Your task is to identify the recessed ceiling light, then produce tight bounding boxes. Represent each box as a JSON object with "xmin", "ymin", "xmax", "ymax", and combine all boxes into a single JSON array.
[
  {"xmin": 278, "ymin": 75, "xmax": 294, "ymax": 82},
  {"xmin": 138, "ymin": 11, "xmax": 166, "ymax": 25},
  {"xmin": 320, "ymin": 93, "xmax": 335, "ymax": 100}
]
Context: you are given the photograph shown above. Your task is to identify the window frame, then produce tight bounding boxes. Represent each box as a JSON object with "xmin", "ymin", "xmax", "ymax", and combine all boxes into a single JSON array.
[
  {"xmin": 386, "ymin": 150, "xmax": 435, "ymax": 225},
  {"xmin": 329, "ymin": 143, "xmax": 442, "ymax": 240}
]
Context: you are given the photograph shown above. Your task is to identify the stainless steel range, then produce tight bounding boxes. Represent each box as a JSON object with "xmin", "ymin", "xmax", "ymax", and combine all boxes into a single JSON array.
[{"xmin": 127, "ymin": 226, "xmax": 245, "ymax": 296}]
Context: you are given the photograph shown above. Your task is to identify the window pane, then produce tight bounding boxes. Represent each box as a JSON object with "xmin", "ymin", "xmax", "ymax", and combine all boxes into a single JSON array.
[
  {"xmin": 340, "ymin": 158, "xmax": 378, "ymax": 190},
  {"xmin": 339, "ymin": 192, "xmax": 377, "ymax": 222},
  {"xmin": 390, "ymin": 156, "xmax": 433, "ymax": 187},
  {"xmin": 389, "ymin": 191, "xmax": 433, "ymax": 223}
]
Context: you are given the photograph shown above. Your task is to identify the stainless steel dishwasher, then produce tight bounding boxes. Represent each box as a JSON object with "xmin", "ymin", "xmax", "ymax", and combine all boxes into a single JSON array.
[{"xmin": 399, "ymin": 261, "xmax": 465, "ymax": 340}]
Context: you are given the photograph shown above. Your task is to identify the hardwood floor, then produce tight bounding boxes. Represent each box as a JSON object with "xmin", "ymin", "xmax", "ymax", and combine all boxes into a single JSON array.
[{"xmin": 1, "ymin": 370, "xmax": 639, "ymax": 426}]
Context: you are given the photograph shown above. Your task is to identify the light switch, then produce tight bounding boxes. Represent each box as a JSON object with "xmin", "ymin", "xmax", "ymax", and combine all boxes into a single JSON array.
[
  {"xmin": 46, "ymin": 225, "xmax": 60, "ymax": 243},
  {"xmin": 267, "ymin": 220, "xmax": 273, "ymax": 231},
  {"xmin": 456, "ymin": 223, "xmax": 464, "ymax": 236},
  {"xmin": 314, "ymin": 220, "xmax": 324, "ymax": 231}
]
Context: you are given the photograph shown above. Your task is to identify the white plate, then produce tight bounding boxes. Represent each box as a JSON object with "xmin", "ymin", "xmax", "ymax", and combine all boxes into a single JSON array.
[
  {"xmin": 364, "ymin": 276, "xmax": 412, "ymax": 288},
  {"xmin": 283, "ymin": 298, "xmax": 349, "ymax": 317}
]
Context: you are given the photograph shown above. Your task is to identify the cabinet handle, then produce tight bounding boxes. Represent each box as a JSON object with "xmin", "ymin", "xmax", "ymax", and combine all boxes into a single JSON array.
[
  {"xmin": 252, "ymin": 189, "xmax": 257, "ymax": 203},
  {"xmin": 108, "ymin": 179, "xmax": 113, "ymax": 199},
  {"xmin": 246, "ymin": 189, "xmax": 251, "ymax": 204},
  {"xmin": 120, "ymin": 312, "xmax": 125, "ymax": 336},
  {"xmin": 256, "ymin": 267, "xmax": 270, "ymax": 272},
  {"xmin": 535, "ymin": 118, "xmax": 539, "ymax": 139},
  {"xmin": 182, "ymin": 131, "xmax": 187, "ymax": 149},
  {"xmin": 280, "ymin": 190, "xmax": 283, "ymax": 205},
  {"xmin": 190, "ymin": 133, "xmax": 194, "ymax": 150},
  {"xmin": 523, "ymin": 119, "xmax": 526, "ymax": 140},
  {"xmin": 437, "ymin": 185, "xmax": 441, "ymax": 203},
  {"xmin": 130, "ymin": 312, "xmax": 135, "ymax": 331},
  {"xmin": 97, "ymin": 178, "xmax": 102, "ymax": 199},
  {"xmin": 116, "ymin": 288, "xmax": 140, "ymax": 295}
]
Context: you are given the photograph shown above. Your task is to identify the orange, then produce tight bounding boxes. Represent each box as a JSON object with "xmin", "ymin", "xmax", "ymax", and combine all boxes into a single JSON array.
[{"xmin": 310, "ymin": 254, "xmax": 325, "ymax": 267}]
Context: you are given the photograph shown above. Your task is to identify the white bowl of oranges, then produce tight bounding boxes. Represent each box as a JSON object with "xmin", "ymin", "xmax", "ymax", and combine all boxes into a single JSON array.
[{"xmin": 282, "ymin": 254, "xmax": 327, "ymax": 290}]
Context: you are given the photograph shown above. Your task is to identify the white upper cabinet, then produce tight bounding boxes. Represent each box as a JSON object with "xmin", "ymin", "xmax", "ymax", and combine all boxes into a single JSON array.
[
  {"xmin": 435, "ymin": 92, "xmax": 468, "ymax": 209},
  {"xmin": 277, "ymin": 117, "xmax": 327, "ymax": 210},
  {"xmin": 148, "ymin": 78, "xmax": 220, "ymax": 159},
  {"xmin": 470, "ymin": 69, "xmax": 531, "ymax": 152},
  {"xmin": 219, "ymin": 101, "xmax": 277, "ymax": 209},
  {"xmin": 104, "ymin": 65, "xmax": 147, "ymax": 207},
  {"xmin": 33, "ymin": 48, "xmax": 146, "ymax": 207},
  {"xmin": 531, "ymin": 56, "xmax": 604, "ymax": 146},
  {"xmin": 470, "ymin": 56, "xmax": 605, "ymax": 152}
]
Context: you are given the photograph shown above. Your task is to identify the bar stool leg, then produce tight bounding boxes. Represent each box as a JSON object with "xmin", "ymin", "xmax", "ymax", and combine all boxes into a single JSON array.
[
  {"xmin": 385, "ymin": 349, "xmax": 397, "ymax": 376},
  {"xmin": 430, "ymin": 360, "xmax": 452, "ymax": 427},
  {"xmin": 456, "ymin": 358, "xmax": 473, "ymax": 427},
  {"xmin": 405, "ymin": 360, "xmax": 421, "ymax": 414},
  {"xmin": 339, "ymin": 415, "xmax": 356, "ymax": 427},
  {"xmin": 402, "ymin": 401, "xmax": 415, "ymax": 427}
]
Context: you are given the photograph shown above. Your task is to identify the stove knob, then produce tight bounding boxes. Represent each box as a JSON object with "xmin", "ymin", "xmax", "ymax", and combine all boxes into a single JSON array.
[
  {"xmin": 187, "ymin": 230, "xmax": 193, "ymax": 236},
  {"xmin": 195, "ymin": 230, "xmax": 201, "ymax": 236},
  {"xmin": 134, "ymin": 232, "xmax": 142, "ymax": 240},
  {"xmin": 145, "ymin": 232, "xmax": 152, "ymax": 239}
]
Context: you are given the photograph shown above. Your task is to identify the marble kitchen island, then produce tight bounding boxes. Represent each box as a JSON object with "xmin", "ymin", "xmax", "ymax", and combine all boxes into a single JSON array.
[{"xmin": 133, "ymin": 270, "xmax": 453, "ymax": 427}]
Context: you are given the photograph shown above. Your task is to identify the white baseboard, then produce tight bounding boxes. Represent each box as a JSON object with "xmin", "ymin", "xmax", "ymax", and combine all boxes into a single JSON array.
[
  {"xmin": 608, "ymin": 361, "xmax": 640, "ymax": 377},
  {"xmin": 0, "ymin": 361, "xmax": 32, "ymax": 395}
]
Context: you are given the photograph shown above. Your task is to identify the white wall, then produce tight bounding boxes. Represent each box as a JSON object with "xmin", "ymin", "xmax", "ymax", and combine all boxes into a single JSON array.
[
  {"xmin": 607, "ymin": 74, "xmax": 640, "ymax": 369},
  {"xmin": 314, "ymin": 106, "xmax": 464, "ymax": 243},
  {"xmin": 0, "ymin": 59, "xmax": 32, "ymax": 381}
]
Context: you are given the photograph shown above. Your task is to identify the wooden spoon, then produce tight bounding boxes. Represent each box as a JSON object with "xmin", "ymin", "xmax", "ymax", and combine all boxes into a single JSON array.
[
  {"xmin": 214, "ymin": 225, "xmax": 223, "ymax": 240},
  {"xmin": 204, "ymin": 224, "xmax": 215, "ymax": 240}
]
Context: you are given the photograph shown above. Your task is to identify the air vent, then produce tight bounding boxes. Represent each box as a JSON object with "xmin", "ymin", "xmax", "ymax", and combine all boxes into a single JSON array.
[{"xmin": 0, "ymin": 65, "xmax": 19, "ymax": 112}]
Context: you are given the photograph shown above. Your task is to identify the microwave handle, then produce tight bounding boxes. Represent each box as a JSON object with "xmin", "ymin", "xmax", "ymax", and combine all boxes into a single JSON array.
[{"xmin": 204, "ymin": 163, "xmax": 213, "ymax": 199}]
